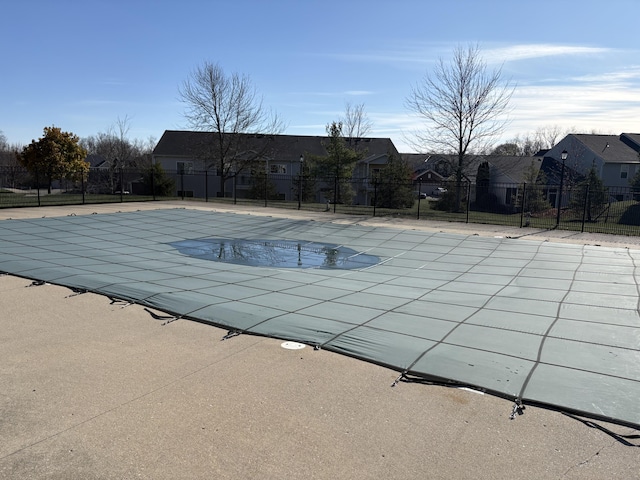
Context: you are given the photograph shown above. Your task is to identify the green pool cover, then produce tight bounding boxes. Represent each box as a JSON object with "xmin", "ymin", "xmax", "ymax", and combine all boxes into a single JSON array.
[{"xmin": 1, "ymin": 208, "xmax": 639, "ymax": 429}]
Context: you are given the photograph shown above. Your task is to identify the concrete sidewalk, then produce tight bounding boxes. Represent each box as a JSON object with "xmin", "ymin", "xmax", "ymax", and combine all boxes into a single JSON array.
[{"xmin": 1, "ymin": 201, "xmax": 639, "ymax": 479}]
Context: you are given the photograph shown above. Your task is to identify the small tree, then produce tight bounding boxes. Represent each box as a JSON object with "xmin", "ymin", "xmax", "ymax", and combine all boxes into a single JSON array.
[
  {"xmin": 518, "ymin": 160, "xmax": 551, "ymax": 214},
  {"xmin": 475, "ymin": 161, "xmax": 491, "ymax": 201},
  {"xmin": 374, "ymin": 153, "xmax": 415, "ymax": 209},
  {"xmin": 140, "ymin": 163, "xmax": 175, "ymax": 197},
  {"xmin": 299, "ymin": 157, "xmax": 316, "ymax": 203},
  {"xmin": 309, "ymin": 122, "xmax": 361, "ymax": 204},
  {"xmin": 19, "ymin": 126, "xmax": 88, "ymax": 193},
  {"xmin": 629, "ymin": 154, "xmax": 640, "ymax": 198},
  {"xmin": 570, "ymin": 166, "xmax": 608, "ymax": 222},
  {"xmin": 248, "ymin": 168, "xmax": 278, "ymax": 200}
]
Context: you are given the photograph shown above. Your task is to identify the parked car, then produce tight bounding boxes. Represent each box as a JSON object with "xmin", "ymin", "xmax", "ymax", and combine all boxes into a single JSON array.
[{"xmin": 433, "ymin": 187, "xmax": 447, "ymax": 197}]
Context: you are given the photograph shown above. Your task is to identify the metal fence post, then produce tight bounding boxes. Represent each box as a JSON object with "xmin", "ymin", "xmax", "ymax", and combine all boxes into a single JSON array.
[
  {"xmin": 519, "ymin": 182, "xmax": 527, "ymax": 228},
  {"xmin": 581, "ymin": 184, "xmax": 590, "ymax": 233},
  {"xmin": 373, "ymin": 177, "xmax": 377, "ymax": 217},
  {"xmin": 120, "ymin": 167, "xmax": 124, "ymax": 202},
  {"xmin": 151, "ymin": 166, "xmax": 156, "ymax": 200},
  {"xmin": 81, "ymin": 172, "xmax": 86, "ymax": 205},
  {"xmin": 264, "ymin": 172, "xmax": 268, "ymax": 207},
  {"xmin": 234, "ymin": 173, "xmax": 237, "ymax": 205},
  {"xmin": 466, "ymin": 182, "xmax": 471, "ymax": 223},
  {"xmin": 36, "ymin": 167, "xmax": 41, "ymax": 206},
  {"xmin": 417, "ymin": 179, "xmax": 422, "ymax": 220},
  {"xmin": 205, "ymin": 169, "xmax": 208, "ymax": 202}
]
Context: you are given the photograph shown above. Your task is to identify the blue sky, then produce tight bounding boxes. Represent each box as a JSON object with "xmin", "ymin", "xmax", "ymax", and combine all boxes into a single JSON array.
[{"xmin": 2, "ymin": 0, "xmax": 639, "ymax": 152}]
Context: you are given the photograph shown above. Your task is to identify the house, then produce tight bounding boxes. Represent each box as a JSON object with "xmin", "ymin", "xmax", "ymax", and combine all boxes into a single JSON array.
[
  {"xmin": 152, "ymin": 130, "xmax": 399, "ymax": 201},
  {"xmin": 351, "ymin": 152, "xmax": 398, "ymax": 205},
  {"xmin": 406, "ymin": 153, "xmax": 544, "ymax": 209},
  {"xmin": 545, "ymin": 133, "xmax": 640, "ymax": 201},
  {"xmin": 86, "ymin": 154, "xmax": 110, "ymax": 170},
  {"xmin": 403, "ymin": 154, "xmax": 449, "ymax": 196}
]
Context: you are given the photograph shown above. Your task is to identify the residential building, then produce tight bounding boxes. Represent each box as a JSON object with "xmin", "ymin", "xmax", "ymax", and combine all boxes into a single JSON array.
[
  {"xmin": 545, "ymin": 133, "xmax": 640, "ymax": 201},
  {"xmin": 152, "ymin": 130, "xmax": 399, "ymax": 202},
  {"xmin": 408, "ymin": 153, "xmax": 544, "ymax": 209}
]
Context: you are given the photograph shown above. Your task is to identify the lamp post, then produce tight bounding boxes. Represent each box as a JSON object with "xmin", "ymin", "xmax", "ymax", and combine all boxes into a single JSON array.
[
  {"xmin": 556, "ymin": 149, "xmax": 568, "ymax": 227},
  {"xmin": 298, "ymin": 155, "xmax": 304, "ymax": 210}
]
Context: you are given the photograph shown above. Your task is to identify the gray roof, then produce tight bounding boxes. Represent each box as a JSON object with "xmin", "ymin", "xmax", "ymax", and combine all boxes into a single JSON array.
[
  {"xmin": 153, "ymin": 130, "xmax": 399, "ymax": 162},
  {"xmin": 401, "ymin": 153, "xmax": 432, "ymax": 171},
  {"xmin": 484, "ymin": 155, "xmax": 543, "ymax": 183},
  {"xmin": 86, "ymin": 154, "xmax": 109, "ymax": 169},
  {"xmin": 621, "ymin": 133, "xmax": 640, "ymax": 150},
  {"xmin": 415, "ymin": 153, "xmax": 541, "ymax": 183},
  {"xmin": 569, "ymin": 134, "xmax": 640, "ymax": 164}
]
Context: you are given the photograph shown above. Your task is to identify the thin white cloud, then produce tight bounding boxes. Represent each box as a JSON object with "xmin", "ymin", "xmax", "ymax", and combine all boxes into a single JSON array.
[
  {"xmin": 325, "ymin": 42, "xmax": 612, "ymax": 69},
  {"xmin": 344, "ymin": 90, "xmax": 374, "ymax": 96},
  {"xmin": 499, "ymin": 79, "xmax": 640, "ymax": 141},
  {"xmin": 571, "ymin": 66, "xmax": 640, "ymax": 84},
  {"xmin": 485, "ymin": 44, "xmax": 611, "ymax": 63},
  {"xmin": 289, "ymin": 90, "xmax": 375, "ymax": 98}
]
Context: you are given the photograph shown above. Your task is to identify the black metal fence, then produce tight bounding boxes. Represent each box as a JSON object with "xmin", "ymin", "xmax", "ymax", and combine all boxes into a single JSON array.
[{"xmin": 2, "ymin": 165, "xmax": 640, "ymax": 236}]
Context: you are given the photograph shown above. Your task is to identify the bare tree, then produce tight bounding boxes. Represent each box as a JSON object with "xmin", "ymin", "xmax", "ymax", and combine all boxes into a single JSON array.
[
  {"xmin": 81, "ymin": 116, "xmax": 150, "ymax": 193},
  {"xmin": 534, "ymin": 124, "xmax": 564, "ymax": 151},
  {"xmin": 82, "ymin": 116, "xmax": 138, "ymax": 166},
  {"xmin": 179, "ymin": 61, "xmax": 284, "ymax": 198},
  {"xmin": 341, "ymin": 102, "xmax": 372, "ymax": 141},
  {"xmin": 0, "ymin": 131, "xmax": 12, "ymax": 166},
  {"xmin": 406, "ymin": 44, "xmax": 514, "ymax": 211},
  {"xmin": 496, "ymin": 125, "xmax": 572, "ymax": 156},
  {"xmin": 491, "ymin": 142, "xmax": 521, "ymax": 156}
]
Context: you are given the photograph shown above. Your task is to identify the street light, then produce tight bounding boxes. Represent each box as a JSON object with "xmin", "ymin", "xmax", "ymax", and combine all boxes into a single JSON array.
[
  {"xmin": 556, "ymin": 149, "xmax": 568, "ymax": 227},
  {"xmin": 298, "ymin": 155, "xmax": 304, "ymax": 210}
]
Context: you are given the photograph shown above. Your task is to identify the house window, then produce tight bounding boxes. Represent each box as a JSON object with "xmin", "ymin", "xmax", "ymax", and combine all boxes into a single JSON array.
[
  {"xmin": 177, "ymin": 161, "xmax": 194, "ymax": 174},
  {"xmin": 621, "ymin": 164, "xmax": 629, "ymax": 179},
  {"xmin": 269, "ymin": 164, "xmax": 287, "ymax": 174},
  {"xmin": 505, "ymin": 187, "xmax": 516, "ymax": 205}
]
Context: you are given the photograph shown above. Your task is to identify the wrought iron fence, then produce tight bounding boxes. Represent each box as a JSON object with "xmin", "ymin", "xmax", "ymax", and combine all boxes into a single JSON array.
[{"xmin": 2, "ymin": 165, "xmax": 640, "ymax": 236}]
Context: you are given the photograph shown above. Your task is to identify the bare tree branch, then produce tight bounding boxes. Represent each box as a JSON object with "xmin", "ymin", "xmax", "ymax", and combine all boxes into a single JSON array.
[
  {"xmin": 341, "ymin": 102, "xmax": 372, "ymax": 140},
  {"xmin": 406, "ymin": 44, "xmax": 514, "ymax": 211},
  {"xmin": 178, "ymin": 61, "xmax": 285, "ymax": 197},
  {"xmin": 407, "ymin": 45, "xmax": 513, "ymax": 155}
]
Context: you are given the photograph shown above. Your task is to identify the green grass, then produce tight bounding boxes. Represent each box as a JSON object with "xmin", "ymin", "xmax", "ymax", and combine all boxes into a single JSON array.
[{"xmin": 0, "ymin": 191, "xmax": 161, "ymax": 208}]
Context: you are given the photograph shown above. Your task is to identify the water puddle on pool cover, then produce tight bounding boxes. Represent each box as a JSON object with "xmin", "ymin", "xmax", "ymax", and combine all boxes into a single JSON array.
[{"xmin": 170, "ymin": 239, "xmax": 380, "ymax": 269}]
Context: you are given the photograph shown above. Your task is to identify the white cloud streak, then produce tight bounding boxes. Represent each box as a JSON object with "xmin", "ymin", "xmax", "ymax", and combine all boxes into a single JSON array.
[
  {"xmin": 484, "ymin": 44, "xmax": 611, "ymax": 63},
  {"xmin": 326, "ymin": 42, "xmax": 612, "ymax": 69}
]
